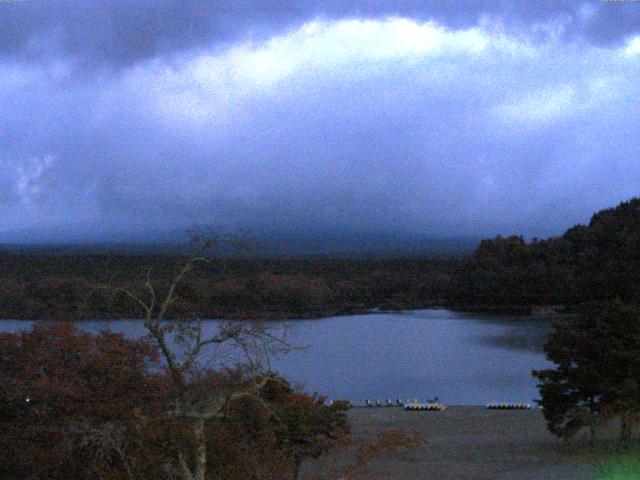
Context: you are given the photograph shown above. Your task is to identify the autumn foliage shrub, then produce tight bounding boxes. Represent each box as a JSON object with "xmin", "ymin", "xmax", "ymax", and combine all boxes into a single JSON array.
[
  {"xmin": 0, "ymin": 323, "xmax": 349, "ymax": 479},
  {"xmin": 0, "ymin": 322, "xmax": 169, "ymax": 478}
]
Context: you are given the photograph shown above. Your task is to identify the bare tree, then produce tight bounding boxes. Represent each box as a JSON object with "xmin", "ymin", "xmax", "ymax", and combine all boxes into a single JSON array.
[{"xmin": 114, "ymin": 235, "xmax": 292, "ymax": 480}]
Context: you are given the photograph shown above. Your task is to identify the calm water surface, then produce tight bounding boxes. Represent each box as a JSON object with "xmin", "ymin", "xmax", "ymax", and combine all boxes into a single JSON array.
[{"xmin": 0, "ymin": 309, "xmax": 556, "ymax": 405}]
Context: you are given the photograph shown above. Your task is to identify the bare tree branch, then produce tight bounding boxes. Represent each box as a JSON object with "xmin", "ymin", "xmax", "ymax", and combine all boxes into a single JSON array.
[{"xmin": 107, "ymin": 235, "xmax": 293, "ymax": 480}]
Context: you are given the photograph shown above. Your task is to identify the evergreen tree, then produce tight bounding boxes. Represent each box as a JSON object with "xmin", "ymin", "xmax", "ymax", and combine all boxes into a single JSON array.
[{"xmin": 533, "ymin": 302, "xmax": 640, "ymax": 442}]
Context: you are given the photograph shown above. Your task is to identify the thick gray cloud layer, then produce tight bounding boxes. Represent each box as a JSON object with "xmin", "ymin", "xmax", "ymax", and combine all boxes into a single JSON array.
[
  {"xmin": 1, "ymin": 4, "xmax": 640, "ymax": 239},
  {"xmin": 0, "ymin": 1, "xmax": 639, "ymax": 67}
]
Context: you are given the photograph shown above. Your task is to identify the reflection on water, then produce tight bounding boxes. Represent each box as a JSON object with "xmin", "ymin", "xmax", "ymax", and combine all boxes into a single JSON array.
[
  {"xmin": 468, "ymin": 315, "xmax": 565, "ymax": 352},
  {"xmin": 0, "ymin": 309, "xmax": 555, "ymax": 405}
]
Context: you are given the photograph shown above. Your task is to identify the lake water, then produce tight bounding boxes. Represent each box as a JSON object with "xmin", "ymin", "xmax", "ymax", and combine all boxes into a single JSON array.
[{"xmin": 0, "ymin": 309, "xmax": 556, "ymax": 405}]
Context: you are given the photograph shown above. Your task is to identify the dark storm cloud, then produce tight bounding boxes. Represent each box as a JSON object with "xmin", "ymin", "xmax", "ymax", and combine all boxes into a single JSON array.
[
  {"xmin": 0, "ymin": 1, "xmax": 639, "ymax": 67},
  {"xmin": 1, "ymin": 17, "xmax": 639, "ymax": 238}
]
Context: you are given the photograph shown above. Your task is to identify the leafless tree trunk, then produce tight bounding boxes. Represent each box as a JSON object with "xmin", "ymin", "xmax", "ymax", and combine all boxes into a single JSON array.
[{"xmin": 114, "ymin": 236, "xmax": 291, "ymax": 480}]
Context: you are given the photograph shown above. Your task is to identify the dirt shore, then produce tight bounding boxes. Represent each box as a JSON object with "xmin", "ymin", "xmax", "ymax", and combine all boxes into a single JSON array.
[{"xmin": 302, "ymin": 406, "xmax": 597, "ymax": 480}]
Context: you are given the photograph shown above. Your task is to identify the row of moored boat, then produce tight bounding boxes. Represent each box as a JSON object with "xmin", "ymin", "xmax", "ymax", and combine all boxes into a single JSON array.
[
  {"xmin": 332, "ymin": 399, "xmax": 533, "ymax": 410},
  {"xmin": 485, "ymin": 402, "xmax": 532, "ymax": 410}
]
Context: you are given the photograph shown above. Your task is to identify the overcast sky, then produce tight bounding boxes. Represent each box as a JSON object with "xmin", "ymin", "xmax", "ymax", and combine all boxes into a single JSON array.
[{"xmin": 1, "ymin": 1, "xmax": 639, "ymax": 239}]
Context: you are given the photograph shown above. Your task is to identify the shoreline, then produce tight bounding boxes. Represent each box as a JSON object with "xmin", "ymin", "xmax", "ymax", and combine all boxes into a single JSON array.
[{"xmin": 0, "ymin": 303, "xmax": 569, "ymax": 322}]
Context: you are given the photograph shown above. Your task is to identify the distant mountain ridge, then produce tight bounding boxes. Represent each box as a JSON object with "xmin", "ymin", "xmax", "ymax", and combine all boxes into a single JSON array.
[
  {"xmin": 0, "ymin": 223, "xmax": 190, "ymax": 245},
  {"xmin": 0, "ymin": 224, "xmax": 479, "ymax": 257}
]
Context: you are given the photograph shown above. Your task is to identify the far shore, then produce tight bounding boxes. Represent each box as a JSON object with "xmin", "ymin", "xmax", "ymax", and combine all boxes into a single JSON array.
[{"xmin": 0, "ymin": 303, "xmax": 571, "ymax": 322}]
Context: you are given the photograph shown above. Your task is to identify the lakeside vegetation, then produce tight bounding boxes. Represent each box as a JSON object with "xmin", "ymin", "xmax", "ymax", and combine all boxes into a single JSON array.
[
  {"xmin": 0, "ymin": 255, "xmax": 455, "ymax": 320},
  {"xmin": 3, "ymin": 198, "xmax": 640, "ymax": 320},
  {"xmin": 0, "ymin": 242, "xmax": 424, "ymax": 479},
  {"xmin": 450, "ymin": 198, "xmax": 640, "ymax": 310}
]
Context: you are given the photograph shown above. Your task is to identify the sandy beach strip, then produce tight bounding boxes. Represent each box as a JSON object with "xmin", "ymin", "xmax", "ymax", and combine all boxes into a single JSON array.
[{"xmin": 302, "ymin": 406, "xmax": 596, "ymax": 480}]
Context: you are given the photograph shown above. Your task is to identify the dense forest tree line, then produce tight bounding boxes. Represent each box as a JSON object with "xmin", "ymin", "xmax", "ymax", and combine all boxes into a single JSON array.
[
  {"xmin": 448, "ymin": 198, "xmax": 640, "ymax": 309},
  {"xmin": 0, "ymin": 254, "xmax": 455, "ymax": 320},
  {"xmin": 3, "ymin": 198, "xmax": 640, "ymax": 320}
]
